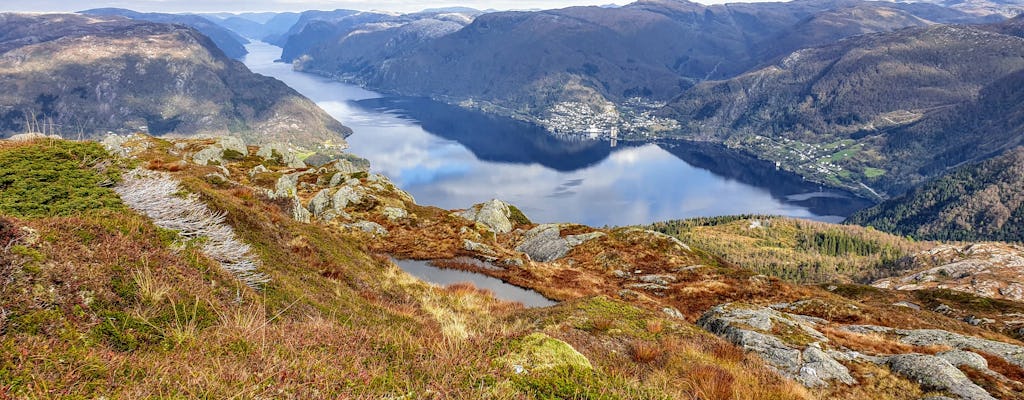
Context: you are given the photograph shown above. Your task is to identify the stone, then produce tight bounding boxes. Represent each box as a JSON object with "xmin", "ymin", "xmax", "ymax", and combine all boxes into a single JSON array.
[
  {"xmin": 382, "ymin": 206, "xmax": 409, "ymax": 221},
  {"xmin": 934, "ymin": 304, "xmax": 954, "ymax": 314},
  {"xmin": 192, "ymin": 146, "xmax": 224, "ymax": 166},
  {"xmin": 626, "ymin": 283, "xmax": 670, "ymax": 291},
  {"xmin": 843, "ymin": 326, "xmax": 1024, "ymax": 370},
  {"xmin": 291, "ymin": 198, "xmax": 311, "ymax": 223},
  {"xmin": 6, "ymin": 132, "xmax": 61, "ymax": 141},
  {"xmin": 936, "ymin": 350, "xmax": 988, "ymax": 370},
  {"xmin": 618, "ymin": 289, "xmax": 640, "ymax": 300},
  {"xmin": 248, "ymin": 164, "xmax": 268, "ymax": 178},
  {"xmin": 218, "ymin": 136, "xmax": 247, "ymax": 156},
  {"xmin": 459, "ymin": 199, "xmax": 517, "ymax": 234},
  {"xmin": 697, "ymin": 303, "xmax": 853, "ymax": 388},
  {"xmin": 272, "ymin": 171, "xmax": 306, "ymax": 199},
  {"xmin": 893, "ymin": 301, "xmax": 921, "ymax": 310},
  {"xmin": 334, "ymin": 159, "xmax": 367, "ymax": 175},
  {"xmin": 612, "ymin": 270, "xmax": 632, "ymax": 279},
  {"xmin": 100, "ymin": 134, "xmax": 131, "ymax": 157},
  {"xmin": 638, "ymin": 274, "xmax": 677, "ymax": 285},
  {"xmin": 886, "ymin": 354, "xmax": 995, "ymax": 400},
  {"xmin": 346, "ymin": 221, "xmax": 387, "ymax": 235},
  {"xmin": 515, "ymin": 224, "xmax": 604, "ymax": 263},
  {"xmin": 332, "ymin": 186, "xmax": 363, "ymax": 212},
  {"xmin": 307, "ymin": 189, "xmax": 332, "ymax": 217},
  {"xmin": 329, "ymin": 173, "xmax": 345, "ymax": 187},
  {"xmin": 662, "ymin": 307, "xmax": 684, "ymax": 319},
  {"xmin": 463, "ymin": 239, "xmax": 498, "ymax": 257},
  {"xmin": 257, "ymin": 143, "xmax": 306, "ymax": 168}
]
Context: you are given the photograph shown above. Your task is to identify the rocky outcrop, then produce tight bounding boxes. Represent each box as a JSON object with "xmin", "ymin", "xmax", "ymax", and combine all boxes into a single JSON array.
[
  {"xmin": 458, "ymin": 199, "xmax": 518, "ymax": 234},
  {"xmin": 874, "ymin": 243, "xmax": 1024, "ymax": 302},
  {"xmin": 696, "ymin": 303, "xmax": 855, "ymax": 388},
  {"xmin": 886, "ymin": 354, "xmax": 995, "ymax": 400},
  {"xmin": 516, "ymin": 224, "xmax": 605, "ymax": 262},
  {"xmin": 257, "ymin": 143, "xmax": 307, "ymax": 168},
  {"xmin": 843, "ymin": 325, "xmax": 1024, "ymax": 369}
]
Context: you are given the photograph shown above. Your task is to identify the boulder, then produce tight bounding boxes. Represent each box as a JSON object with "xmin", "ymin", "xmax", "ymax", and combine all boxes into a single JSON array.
[
  {"xmin": 886, "ymin": 354, "xmax": 995, "ymax": 400},
  {"xmin": 307, "ymin": 189, "xmax": 332, "ymax": 217},
  {"xmin": 192, "ymin": 146, "xmax": 224, "ymax": 166},
  {"xmin": 936, "ymin": 350, "xmax": 988, "ymax": 370},
  {"xmin": 459, "ymin": 199, "xmax": 517, "ymax": 234},
  {"xmin": 272, "ymin": 171, "xmax": 307, "ymax": 199},
  {"xmin": 257, "ymin": 143, "xmax": 306, "ymax": 168},
  {"xmin": 346, "ymin": 221, "xmax": 387, "ymax": 235},
  {"xmin": 218, "ymin": 136, "xmax": 247, "ymax": 156},
  {"xmin": 334, "ymin": 158, "xmax": 368, "ymax": 175},
  {"xmin": 382, "ymin": 206, "xmax": 409, "ymax": 221},
  {"xmin": 463, "ymin": 239, "xmax": 498, "ymax": 257},
  {"xmin": 332, "ymin": 186, "xmax": 363, "ymax": 212},
  {"xmin": 499, "ymin": 333, "xmax": 592, "ymax": 375},
  {"xmin": 697, "ymin": 303, "xmax": 854, "ymax": 388},
  {"xmin": 248, "ymin": 164, "xmax": 268, "ymax": 178},
  {"xmin": 291, "ymin": 198, "xmax": 311, "ymax": 223},
  {"xmin": 516, "ymin": 224, "xmax": 605, "ymax": 262}
]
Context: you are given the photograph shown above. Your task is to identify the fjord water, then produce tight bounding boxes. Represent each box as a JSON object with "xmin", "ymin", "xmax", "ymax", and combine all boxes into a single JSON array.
[{"xmin": 244, "ymin": 42, "xmax": 870, "ymax": 226}]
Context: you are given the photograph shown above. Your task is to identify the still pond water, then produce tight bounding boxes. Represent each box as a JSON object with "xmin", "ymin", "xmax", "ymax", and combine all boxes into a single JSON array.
[{"xmin": 244, "ymin": 42, "xmax": 870, "ymax": 227}]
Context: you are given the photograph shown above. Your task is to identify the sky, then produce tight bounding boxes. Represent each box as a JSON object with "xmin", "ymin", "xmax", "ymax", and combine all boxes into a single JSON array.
[{"xmin": 0, "ymin": 0, "xmax": 745, "ymax": 14}]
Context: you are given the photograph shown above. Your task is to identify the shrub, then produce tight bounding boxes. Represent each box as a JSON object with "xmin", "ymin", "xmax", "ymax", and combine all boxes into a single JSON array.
[{"xmin": 0, "ymin": 140, "xmax": 124, "ymax": 217}]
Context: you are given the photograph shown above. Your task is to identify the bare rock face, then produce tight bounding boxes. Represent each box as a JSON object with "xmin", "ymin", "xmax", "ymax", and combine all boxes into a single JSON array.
[
  {"xmin": 886, "ymin": 354, "xmax": 995, "ymax": 400},
  {"xmin": 696, "ymin": 303, "xmax": 855, "ymax": 388},
  {"xmin": 873, "ymin": 243, "xmax": 1024, "ymax": 302}
]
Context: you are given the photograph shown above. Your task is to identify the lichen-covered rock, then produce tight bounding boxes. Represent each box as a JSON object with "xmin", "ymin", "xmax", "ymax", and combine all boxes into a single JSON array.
[
  {"xmin": 291, "ymin": 198, "xmax": 311, "ymax": 223},
  {"xmin": 334, "ymin": 158, "xmax": 368, "ymax": 175},
  {"xmin": 463, "ymin": 239, "xmax": 498, "ymax": 257},
  {"xmin": 345, "ymin": 221, "xmax": 387, "ymax": 235},
  {"xmin": 249, "ymin": 164, "xmax": 268, "ymax": 178},
  {"xmin": 842, "ymin": 325, "xmax": 1024, "ymax": 370},
  {"xmin": 257, "ymin": 143, "xmax": 306, "ymax": 168},
  {"xmin": 936, "ymin": 350, "xmax": 989, "ymax": 370},
  {"xmin": 886, "ymin": 354, "xmax": 995, "ymax": 400},
  {"xmin": 192, "ymin": 146, "xmax": 224, "ymax": 166},
  {"xmin": 697, "ymin": 303, "xmax": 854, "ymax": 388},
  {"xmin": 459, "ymin": 199, "xmax": 517, "ymax": 234},
  {"xmin": 218, "ymin": 136, "xmax": 247, "ymax": 156},
  {"xmin": 500, "ymin": 333, "xmax": 592, "ymax": 374},
  {"xmin": 638, "ymin": 274, "xmax": 677, "ymax": 285},
  {"xmin": 272, "ymin": 171, "xmax": 307, "ymax": 199},
  {"xmin": 515, "ymin": 224, "xmax": 605, "ymax": 262},
  {"xmin": 382, "ymin": 206, "xmax": 409, "ymax": 221},
  {"xmin": 308, "ymin": 189, "xmax": 332, "ymax": 217},
  {"xmin": 332, "ymin": 186, "xmax": 363, "ymax": 212}
]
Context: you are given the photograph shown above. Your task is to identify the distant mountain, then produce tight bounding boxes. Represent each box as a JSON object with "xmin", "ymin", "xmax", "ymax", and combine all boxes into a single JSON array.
[
  {"xmin": 847, "ymin": 147, "xmax": 1024, "ymax": 242},
  {"xmin": 663, "ymin": 24, "xmax": 1024, "ymax": 197},
  {"xmin": 264, "ymin": 9, "xmax": 362, "ymax": 47},
  {"xmin": 79, "ymin": 8, "xmax": 250, "ymax": 59},
  {"xmin": 0, "ymin": 13, "xmax": 350, "ymax": 149},
  {"xmin": 206, "ymin": 12, "xmax": 301, "ymax": 44},
  {"xmin": 280, "ymin": 11, "xmax": 396, "ymax": 62}
]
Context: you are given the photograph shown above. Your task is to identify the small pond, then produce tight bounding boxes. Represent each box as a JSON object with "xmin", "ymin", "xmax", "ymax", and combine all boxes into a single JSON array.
[{"xmin": 392, "ymin": 258, "xmax": 556, "ymax": 308}]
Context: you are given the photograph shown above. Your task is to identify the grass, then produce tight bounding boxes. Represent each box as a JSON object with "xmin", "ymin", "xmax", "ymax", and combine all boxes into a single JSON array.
[{"xmin": 864, "ymin": 167, "xmax": 886, "ymax": 178}]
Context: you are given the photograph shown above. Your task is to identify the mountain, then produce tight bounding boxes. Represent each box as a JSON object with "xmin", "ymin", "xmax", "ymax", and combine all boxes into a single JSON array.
[
  {"xmin": 847, "ymin": 147, "xmax": 1024, "ymax": 241},
  {"xmin": 663, "ymin": 24, "xmax": 1024, "ymax": 198},
  {"xmin": 0, "ymin": 13, "xmax": 350, "ymax": 149},
  {"xmin": 6, "ymin": 133, "xmax": 1024, "ymax": 398},
  {"xmin": 280, "ymin": 11, "xmax": 396, "ymax": 62},
  {"xmin": 206, "ymin": 12, "xmax": 301, "ymax": 44},
  {"xmin": 79, "ymin": 8, "xmax": 250, "ymax": 59},
  {"xmin": 264, "ymin": 9, "xmax": 362, "ymax": 47}
]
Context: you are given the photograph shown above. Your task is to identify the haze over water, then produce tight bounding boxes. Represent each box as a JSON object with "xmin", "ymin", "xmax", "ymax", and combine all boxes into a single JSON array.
[{"xmin": 243, "ymin": 41, "xmax": 870, "ymax": 227}]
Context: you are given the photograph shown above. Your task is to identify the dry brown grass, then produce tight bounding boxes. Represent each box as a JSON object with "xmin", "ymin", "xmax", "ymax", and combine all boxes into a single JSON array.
[
  {"xmin": 820, "ymin": 326, "xmax": 951, "ymax": 355},
  {"xmin": 646, "ymin": 319, "xmax": 665, "ymax": 334},
  {"xmin": 685, "ymin": 363, "xmax": 736, "ymax": 400},
  {"xmin": 629, "ymin": 340, "xmax": 663, "ymax": 364},
  {"xmin": 975, "ymin": 351, "xmax": 1024, "ymax": 382}
]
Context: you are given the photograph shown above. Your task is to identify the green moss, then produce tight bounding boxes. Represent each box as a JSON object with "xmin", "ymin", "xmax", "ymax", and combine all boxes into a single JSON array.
[
  {"xmin": 502, "ymin": 333, "xmax": 593, "ymax": 373},
  {"xmin": 507, "ymin": 204, "xmax": 533, "ymax": 226},
  {"xmin": 221, "ymin": 149, "xmax": 246, "ymax": 161},
  {"xmin": 0, "ymin": 140, "xmax": 124, "ymax": 217},
  {"xmin": 92, "ymin": 311, "xmax": 162, "ymax": 352},
  {"xmin": 9, "ymin": 308, "xmax": 64, "ymax": 334}
]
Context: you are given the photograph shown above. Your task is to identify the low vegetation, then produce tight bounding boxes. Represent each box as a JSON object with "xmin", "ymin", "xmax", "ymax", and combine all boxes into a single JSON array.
[{"xmin": 647, "ymin": 216, "xmax": 927, "ymax": 284}]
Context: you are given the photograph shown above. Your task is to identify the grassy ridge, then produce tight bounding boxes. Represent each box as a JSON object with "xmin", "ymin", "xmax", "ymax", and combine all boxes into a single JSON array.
[{"xmin": 647, "ymin": 216, "xmax": 928, "ymax": 284}]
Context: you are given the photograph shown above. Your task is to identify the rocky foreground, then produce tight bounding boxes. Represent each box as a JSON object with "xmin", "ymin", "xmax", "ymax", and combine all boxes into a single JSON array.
[{"xmin": 2, "ymin": 133, "xmax": 1024, "ymax": 398}]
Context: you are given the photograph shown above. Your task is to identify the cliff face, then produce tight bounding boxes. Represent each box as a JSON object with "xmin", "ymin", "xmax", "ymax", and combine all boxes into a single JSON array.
[{"xmin": 0, "ymin": 13, "xmax": 350, "ymax": 150}]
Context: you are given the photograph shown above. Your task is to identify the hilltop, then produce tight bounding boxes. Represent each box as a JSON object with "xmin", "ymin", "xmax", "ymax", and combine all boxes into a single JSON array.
[{"xmin": 3, "ymin": 134, "xmax": 1024, "ymax": 398}]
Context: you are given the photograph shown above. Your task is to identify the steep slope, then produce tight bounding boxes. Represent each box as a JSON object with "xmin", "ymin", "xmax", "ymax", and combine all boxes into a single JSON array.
[
  {"xmin": 209, "ymin": 13, "xmax": 301, "ymax": 43},
  {"xmin": 264, "ymin": 9, "xmax": 362, "ymax": 47},
  {"xmin": 79, "ymin": 8, "xmax": 250, "ymax": 59},
  {"xmin": 279, "ymin": 11, "xmax": 396, "ymax": 63},
  {"xmin": 0, "ymin": 13, "xmax": 350, "ymax": 150},
  {"xmin": 663, "ymin": 24, "xmax": 1024, "ymax": 197},
  {"xmin": 847, "ymin": 147, "xmax": 1024, "ymax": 242}
]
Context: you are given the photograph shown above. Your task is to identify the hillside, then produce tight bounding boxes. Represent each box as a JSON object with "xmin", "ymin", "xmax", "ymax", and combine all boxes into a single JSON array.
[
  {"xmin": 0, "ymin": 14, "xmax": 350, "ymax": 151},
  {"xmin": 663, "ymin": 24, "xmax": 1024, "ymax": 198},
  {"xmin": 847, "ymin": 147, "xmax": 1024, "ymax": 242},
  {"xmin": 79, "ymin": 8, "xmax": 250, "ymax": 59},
  {"xmin": 4, "ymin": 134, "xmax": 1024, "ymax": 398}
]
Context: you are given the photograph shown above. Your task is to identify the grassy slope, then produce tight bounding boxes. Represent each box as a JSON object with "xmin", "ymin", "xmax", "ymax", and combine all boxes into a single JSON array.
[
  {"xmin": 647, "ymin": 216, "xmax": 929, "ymax": 284},
  {"xmin": 0, "ymin": 138, "xmax": 804, "ymax": 398}
]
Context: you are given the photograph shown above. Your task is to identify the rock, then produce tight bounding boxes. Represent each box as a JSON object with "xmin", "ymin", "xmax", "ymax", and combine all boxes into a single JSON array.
[
  {"xmin": 346, "ymin": 221, "xmax": 387, "ymax": 235},
  {"xmin": 620, "ymin": 228, "xmax": 691, "ymax": 251},
  {"xmin": 248, "ymin": 164, "xmax": 268, "ymax": 178},
  {"xmin": 381, "ymin": 207, "xmax": 409, "ymax": 221},
  {"xmin": 257, "ymin": 143, "xmax": 306, "ymax": 168},
  {"xmin": 626, "ymin": 283, "xmax": 670, "ymax": 291},
  {"xmin": 886, "ymin": 354, "xmax": 995, "ymax": 400},
  {"xmin": 934, "ymin": 304, "xmax": 954, "ymax": 314},
  {"xmin": 307, "ymin": 189, "xmax": 332, "ymax": 217},
  {"xmin": 964, "ymin": 315, "xmax": 995, "ymax": 326},
  {"xmin": 218, "ymin": 136, "xmax": 247, "ymax": 156},
  {"xmin": 936, "ymin": 350, "xmax": 988, "ymax": 370},
  {"xmin": 515, "ymin": 224, "xmax": 605, "ymax": 262},
  {"xmin": 328, "ymin": 173, "xmax": 345, "ymax": 187},
  {"xmin": 459, "ymin": 199, "xmax": 517, "ymax": 234},
  {"xmin": 463, "ymin": 239, "xmax": 498, "ymax": 257},
  {"xmin": 334, "ymin": 159, "xmax": 368, "ymax": 175},
  {"xmin": 6, "ymin": 132, "xmax": 61, "ymax": 141},
  {"xmin": 844, "ymin": 326, "xmax": 1024, "ymax": 370},
  {"xmin": 192, "ymin": 146, "xmax": 224, "ymax": 166},
  {"xmin": 662, "ymin": 307, "xmax": 684, "ymax": 319},
  {"xmin": 618, "ymin": 289, "xmax": 640, "ymax": 300},
  {"xmin": 499, "ymin": 333, "xmax": 592, "ymax": 374},
  {"xmin": 204, "ymin": 173, "xmax": 227, "ymax": 184},
  {"xmin": 272, "ymin": 171, "xmax": 306, "ymax": 199},
  {"xmin": 697, "ymin": 303, "xmax": 852, "ymax": 388},
  {"xmin": 332, "ymin": 186, "xmax": 363, "ymax": 212},
  {"xmin": 638, "ymin": 274, "xmax": 677, "ymax": 285},
  {"xmin": 893, "ymin": 301, "xmax": 922, "ymax": 310},
  {"xmin": 612, "ymin": 270, "xmax": 632, "ymax": 279},
  {"xmin": 291, "ymin": 198, "xmax": 311, "ymax": 223},
  {"xmin": 100, "ymin": 134, "xmax": 131, "ymax": 157}
]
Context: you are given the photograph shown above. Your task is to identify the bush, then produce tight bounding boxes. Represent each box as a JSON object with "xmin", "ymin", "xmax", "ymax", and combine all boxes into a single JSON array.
[{"xmin": 0, "ymin": 140, "xmax": 124, "ymax": 217}]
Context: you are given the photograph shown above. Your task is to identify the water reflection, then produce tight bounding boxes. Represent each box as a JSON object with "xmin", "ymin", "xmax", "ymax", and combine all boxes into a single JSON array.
[
  {"xmin": 243, "ymin": 41, "xmax": 871, "ymax": 227},
  {"xmin": 393, "ymin": 259, "xmax": 556, "ymax": 308}
]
